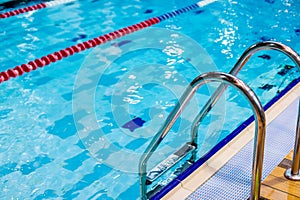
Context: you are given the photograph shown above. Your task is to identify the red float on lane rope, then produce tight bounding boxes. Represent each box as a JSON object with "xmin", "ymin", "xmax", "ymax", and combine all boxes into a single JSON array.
[
  {"xmin": 0, "ymin": 0, "xmax": 75, "ymax": 19},
  {"xmin": 0, "ymin": 3, "xmax": 46, "ymax": 18},
  {"xmin": 0, "ymin": 17, "xmax": 161, "ymax": 83}
]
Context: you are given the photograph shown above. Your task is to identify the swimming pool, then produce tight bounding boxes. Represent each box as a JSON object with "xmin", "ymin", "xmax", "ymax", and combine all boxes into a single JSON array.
[{"xmin": 0, "ymin": 0, "xmax": 300, "ymax": 199}]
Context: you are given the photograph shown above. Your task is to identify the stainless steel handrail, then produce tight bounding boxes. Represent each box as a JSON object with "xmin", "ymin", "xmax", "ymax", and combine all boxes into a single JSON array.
[
  {"xmin": 285, "ymin": 98, "xmax": 300, "ymax": 181},
  {"xmin": 190, "ymin": 41, "xmax": 300, "ymax": 200},
  {"xmin": 139, "ymin": 72, "xmax": 266, "ymax": 200}
]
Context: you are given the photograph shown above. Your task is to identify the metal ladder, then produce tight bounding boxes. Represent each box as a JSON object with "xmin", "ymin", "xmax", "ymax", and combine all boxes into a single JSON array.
[
  {"xmin": 139, "ymin": 71, "xmax": 266, "ymax": 200},
  {"xmin": 139, "ymin": 41, "xmax": 300, "ymax": 200}
]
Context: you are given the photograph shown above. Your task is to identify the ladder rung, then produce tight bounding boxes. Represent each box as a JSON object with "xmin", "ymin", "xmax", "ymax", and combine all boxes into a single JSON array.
[{"xmin": 146, "ymin": 143, "xmax": 195, "ymax": 185}]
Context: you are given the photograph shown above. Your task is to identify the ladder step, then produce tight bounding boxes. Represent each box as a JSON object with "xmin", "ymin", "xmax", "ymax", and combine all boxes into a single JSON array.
[{"xmin": 146, "ymin": 143, "xmax": 196, "ymax": 185}]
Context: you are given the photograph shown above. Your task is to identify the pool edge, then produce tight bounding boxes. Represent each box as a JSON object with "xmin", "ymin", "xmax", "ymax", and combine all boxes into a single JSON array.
[{"xmin": 158, "ymin": 79, "xmax": 300, "ymax": 200}]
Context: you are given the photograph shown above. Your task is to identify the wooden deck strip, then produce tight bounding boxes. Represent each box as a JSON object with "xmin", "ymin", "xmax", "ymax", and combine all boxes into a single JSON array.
[
  {"xmin": 261, "ymin": 150, "xmax": 300, "ymax": 200},
  {"xmin": 261, "ymin": 184, "xmax": 300, "ymax": 200}
]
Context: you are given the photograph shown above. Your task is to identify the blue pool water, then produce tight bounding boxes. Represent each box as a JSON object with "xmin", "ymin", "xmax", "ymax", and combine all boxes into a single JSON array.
[{"xmin": 0, "ymin": 0, "xmax": 300, "ymax": 199}]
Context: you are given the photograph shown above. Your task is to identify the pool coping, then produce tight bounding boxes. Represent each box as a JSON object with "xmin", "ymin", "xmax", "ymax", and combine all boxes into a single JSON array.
[{"xmin": 150, "ymin": 77, "xmax": 300, "ymax": 200}]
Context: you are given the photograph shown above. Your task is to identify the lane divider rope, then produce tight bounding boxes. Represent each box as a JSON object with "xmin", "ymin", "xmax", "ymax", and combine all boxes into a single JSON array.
[
  {"xmin": 0, "ymin": 0, "xmax": 216, "ymax": 84},
  {"xmin": 0, "ymin": 0, "xmax": 75, "ymax": 19}
]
